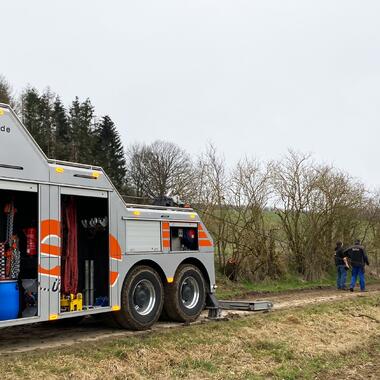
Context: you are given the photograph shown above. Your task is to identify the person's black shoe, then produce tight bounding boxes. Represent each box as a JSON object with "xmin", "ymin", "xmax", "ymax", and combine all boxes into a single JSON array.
[{"xmin": 349, "ymin": 288, "xmax": 354, "ymax": 292}]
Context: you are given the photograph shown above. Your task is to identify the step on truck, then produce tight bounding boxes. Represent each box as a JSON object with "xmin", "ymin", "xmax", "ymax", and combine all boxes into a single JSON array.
[{"xmin": 0, "ymin": 104, "xmax": 216, "ymax": 330}]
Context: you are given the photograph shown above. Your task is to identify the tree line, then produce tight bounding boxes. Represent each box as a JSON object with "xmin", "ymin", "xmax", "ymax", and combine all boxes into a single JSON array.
[
  {"xmin": 125, "ymin": 136, "xmax": 380, "ymax": 283},
  {"xmin": 0, "ymin": 75, "xmax": 126, "ymax": 190},
  {"xmin": 194, "ymin": 147, "xmax": 380, "ymax": 282},
  {"xmin": 127, "ymin": 141, "xmax": 380, "ymax": 282},
  {"xmin": 1, "ymin": 75, "xmax": 379, "ymax": 282}
]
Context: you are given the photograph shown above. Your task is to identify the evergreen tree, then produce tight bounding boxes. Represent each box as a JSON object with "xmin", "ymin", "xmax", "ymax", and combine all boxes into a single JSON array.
[
  {"xmin": 21, "ymin": 87, "xmax": 45, "ymax": 150},
  {"xmin": 38, "ymin": 89, "xmax": 55, "ymax": 157},
  {"xmin": 69, "ymin": 97, "xmax": 95, "ymax": 163},
  {"xmin": 0, "ymin": 75, "xmax": 15, "ymax": 106},
  {"xmin": 21, "ymin": 87, "xmax": 55, "ymax": 157},
  {"xmin": 93, "ymin": 115, "xmax": 126, "ymax": 190},
  {"xmin": 53, "ymin": 96, "xmax": 71, "ymax": 161}
]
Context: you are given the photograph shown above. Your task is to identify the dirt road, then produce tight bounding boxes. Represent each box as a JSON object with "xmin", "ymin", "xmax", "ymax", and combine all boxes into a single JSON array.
[
  {"xmin": 267, "ymin": 283, "xmax": 380, "ymax": 309},
  {"xmin": 1, "ymin": 284, "xmax": 379, "ymax": 355}
]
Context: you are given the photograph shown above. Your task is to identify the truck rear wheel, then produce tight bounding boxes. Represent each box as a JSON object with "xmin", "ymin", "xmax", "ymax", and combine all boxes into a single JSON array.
[
  {"xmin": 164, "ymin": 264, "xmax": 206, "ymax": 323},
  {"xmin": 114, "ymin": 266, "xmax": 164, "ymax": 330}
]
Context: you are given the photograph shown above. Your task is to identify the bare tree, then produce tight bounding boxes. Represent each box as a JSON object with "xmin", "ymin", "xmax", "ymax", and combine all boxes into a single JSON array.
[
  {"xmin": 127, "ymin": 140, "xmax": 195, "ymax": 200},
  {"xmin": 194, "ymin": 144, "xmax": 229, "ymax": 270},
  {"xmin": 226, "ymin": 158, "xmax": 281, "ymax": 281},
  {"xmin": 360, "ymin": 192, "xmax": 380, "ymax": 277},
  {"xmin": 195, "ymin": 149, "xmax": 282, "ymax": 280},
  {"xmin": 271, "ymin": 150, "xmax": 367, "ymax": 280},
  {"xmin": 270, "ymin": 151, "xmax": 316, "ymax": 277}
]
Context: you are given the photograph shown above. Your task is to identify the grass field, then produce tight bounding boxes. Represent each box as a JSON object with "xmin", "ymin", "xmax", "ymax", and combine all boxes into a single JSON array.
[
  {"xmin": 216, "ymin": 271, "xmax": 380, "ymax": 299},
  {"xmin": 1, "ymin": 294, "xmax": 379, "ymax": 379},
  {"xmin": 216, "ymin": 271, "xmax": 379, "ymax": 299},
  {"xmin": 215, "ymin": 272, "xmax": 336, "ymax": 299}
]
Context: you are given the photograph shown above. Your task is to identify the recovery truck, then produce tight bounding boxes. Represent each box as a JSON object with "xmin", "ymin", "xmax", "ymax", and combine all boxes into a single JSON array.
[
  {"xmin": 0, "ymin": 103, "xmax": 272, "ymax": 331},
  {"xmin": 0, "ymin": 103, "xmax": 217, "ymax": 330}
]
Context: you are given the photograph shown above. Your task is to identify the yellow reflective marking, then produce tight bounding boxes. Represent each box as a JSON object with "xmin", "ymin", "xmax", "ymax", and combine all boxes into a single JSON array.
[
  {"xmin": 133, "ymin": 210, "xmax": 140, "ymax": 216},
  {"xmin": 55, "ymin": 167, "xmax": 64, "ymax": 174},
  {"xmin": 167, "ymin": 277, "xmax": 174, "ymax": 283},
  {"xmin": 49, "ymin": 314, "xmax": 58, "ymax": 321},
  {"xmin": 112, "ymin": 305, "xmax": 121, "ymax": 311}
]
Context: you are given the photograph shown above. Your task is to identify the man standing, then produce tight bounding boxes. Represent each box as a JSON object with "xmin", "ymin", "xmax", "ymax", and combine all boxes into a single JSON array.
[
  {"xmin": 334, "ymin": 241, "xmax": 348, "ymax": 290},
  {"xmin": 346, "ymin": 239, "xmax": 370, "ymax": 292}
]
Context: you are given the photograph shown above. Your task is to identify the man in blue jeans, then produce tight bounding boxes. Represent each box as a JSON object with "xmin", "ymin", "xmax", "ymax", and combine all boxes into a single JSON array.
[
  {"xmin": 345, "ymin": 239, "xmax": 370, "ymax": 292},
  {"xmin": 334, "ymin": 241, "xmax": 349, "ymax": 290}
]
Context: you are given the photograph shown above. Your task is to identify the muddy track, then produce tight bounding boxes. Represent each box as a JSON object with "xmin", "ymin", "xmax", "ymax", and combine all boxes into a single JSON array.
[{"xmin": 1, "ymin": 284, "xmax": 379, "ymax": 355}]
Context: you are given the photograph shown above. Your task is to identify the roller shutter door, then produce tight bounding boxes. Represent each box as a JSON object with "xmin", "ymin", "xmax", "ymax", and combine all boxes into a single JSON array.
[{"xmin": 125, "ymin": 220, "xmax": 161, "ymax": 253}]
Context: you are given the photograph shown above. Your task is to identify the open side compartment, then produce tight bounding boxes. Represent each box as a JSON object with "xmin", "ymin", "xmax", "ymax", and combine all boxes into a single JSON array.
[
  {"xmin": 60, "ymin": 194, "xmax": 109, "ymax": 313},
  {"xmin": 0, "ymin": 188, "xmax": 38, "ymax": 321},
  {"xmin": 170, "ymin": 223, "xmax": 198, "ymax": 252}
]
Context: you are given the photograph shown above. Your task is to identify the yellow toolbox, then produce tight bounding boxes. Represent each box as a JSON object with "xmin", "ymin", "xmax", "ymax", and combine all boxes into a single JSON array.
[{"xmin": 61, "ymin": 293, "xmax": 83, "ymax": 312}]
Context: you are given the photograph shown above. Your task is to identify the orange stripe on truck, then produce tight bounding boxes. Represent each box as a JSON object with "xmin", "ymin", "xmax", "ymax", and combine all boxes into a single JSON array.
[
  {"xmin": 38, "ymin": 265, "xmax": 60, "ymax": 277},
  {"xmin": 41, "ymin": 220, "xmax": 61, "ymax": 240},
  {"xmin": 199, "ymin": 240, "xmax": 213, "ymax": 247},
  {"xmin": 110, "ymin": 271, "xmax": 119, "ymax": 286},
  {"xmin": 40, "ymin": 244, "xmax": 60, "ymax": 256},
  {"xmin": 162, "ymin": 221, "xmax": 171, "ymax": 250},
  {"xmin": 109, "ymin": 234, "xmax": 122, "ymax": 260},
  {"xmin": 198, "ymin": 231, "xmax": 208, "ymax": 239}
]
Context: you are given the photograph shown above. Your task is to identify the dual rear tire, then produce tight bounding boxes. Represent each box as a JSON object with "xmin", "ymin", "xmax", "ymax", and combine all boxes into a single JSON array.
[
  {"xmin": 113, "ymin": 264, "xmax": 206, "ymax": 330},
  {"xmin": 114, "ymin": 266, "xmax": 164, "ymax": 330},
  {"xmin": 164, "ymin": 264, "xmax": 206, "ymax": 323}
]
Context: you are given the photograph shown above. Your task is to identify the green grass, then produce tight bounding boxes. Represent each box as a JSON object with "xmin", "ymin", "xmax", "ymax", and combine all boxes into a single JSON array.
[
  {"xmin": 1, "ymin": 295, "xmax": 379, "ymax": 379},
  {"xmin": 216, "ymin": 270, "xmax": 380, "ymax": 299},
  {"xmin": 216, "ymin": 272, "xmax": 337, "ymax": 299},
  {"xmin": 271, "ymin": 341, "xmax": 380, "ymax": 380}
]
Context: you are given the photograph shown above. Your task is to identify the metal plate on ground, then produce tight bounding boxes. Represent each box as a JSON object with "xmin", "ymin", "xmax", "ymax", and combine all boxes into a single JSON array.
[{"xmin": 218, "ymin": 300, "xmax": 273, "ymax": 312}]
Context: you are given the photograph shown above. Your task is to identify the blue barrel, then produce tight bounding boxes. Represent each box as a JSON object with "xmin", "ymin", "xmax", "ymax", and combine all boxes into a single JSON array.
[{"xmin": 0, "ymin": 280, "xmax": 19, "ymax": 321}]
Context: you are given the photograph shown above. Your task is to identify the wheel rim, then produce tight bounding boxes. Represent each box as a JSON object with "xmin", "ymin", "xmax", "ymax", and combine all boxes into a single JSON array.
[
  {"xmin": 132, "ymin": 279, "xmax": 156, "ymax": 316},
  {"xmin": 181, "ymin": 276, "xmax": 200, "ymax": 309}
]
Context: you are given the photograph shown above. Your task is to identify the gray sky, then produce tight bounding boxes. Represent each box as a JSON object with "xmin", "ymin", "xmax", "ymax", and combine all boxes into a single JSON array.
[{"xmin": 3, "ymin": 1, "xmax": 380, "ymax": 188}]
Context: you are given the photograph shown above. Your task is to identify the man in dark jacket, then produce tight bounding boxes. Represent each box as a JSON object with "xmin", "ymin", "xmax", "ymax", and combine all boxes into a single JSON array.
[
  {"xmin": 334, "ymin": 241, "xmax": 349, "ymax": 290},
  {"xmin": 345, "ymin": 239, "xmax": 370, "ymax": 292}
]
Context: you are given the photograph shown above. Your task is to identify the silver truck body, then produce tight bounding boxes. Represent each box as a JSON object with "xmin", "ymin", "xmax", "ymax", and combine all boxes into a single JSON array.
[{"xmin": 0, "ymin": 104, "xmax": 215, "ymax": 328}]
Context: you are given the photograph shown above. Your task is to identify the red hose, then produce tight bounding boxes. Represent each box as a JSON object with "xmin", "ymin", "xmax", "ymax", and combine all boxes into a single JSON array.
[{"xmin": 62, "ymin": 197, "xmax": 78, "ymax": 294}]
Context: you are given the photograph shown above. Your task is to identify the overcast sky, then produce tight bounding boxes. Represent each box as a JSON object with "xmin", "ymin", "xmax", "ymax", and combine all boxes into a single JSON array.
[{"xmin": 3, "ymin": 1, "xmax": 380, "ymax": 188}]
